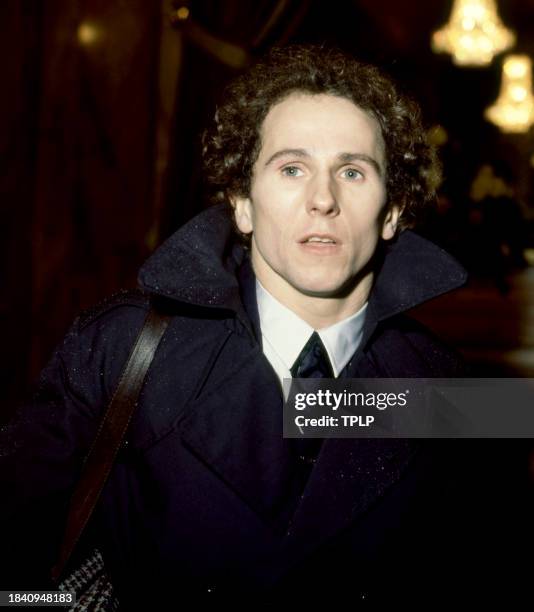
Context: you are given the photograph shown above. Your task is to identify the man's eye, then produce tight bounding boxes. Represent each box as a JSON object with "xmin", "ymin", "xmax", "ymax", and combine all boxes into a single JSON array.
[
  {"xmin": 343, "ymin": 168, "xmax": 363, "ymax": 180},
  {"xmin": 281, "ymin": 166, "xmax": 303, "ymax": 177}
]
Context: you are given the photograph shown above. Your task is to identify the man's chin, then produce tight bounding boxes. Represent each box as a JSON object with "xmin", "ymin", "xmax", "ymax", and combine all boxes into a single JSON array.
[
  {"xmin": 289, "ymin": 270, "xmax": 373, "ymax": 300},
  {"xmin": 291, "ymin": 281, "xmax": 348, "ymax": 299}
]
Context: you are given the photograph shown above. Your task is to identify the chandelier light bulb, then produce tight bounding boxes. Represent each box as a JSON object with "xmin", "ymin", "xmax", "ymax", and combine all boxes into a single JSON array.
[
  {"xmin": 485, "ymin": 55, "xmax": 534, "ymax": 133},
  {"xmin": 432, "ymin": 0, "xmax": 516, "ymax": 66}
]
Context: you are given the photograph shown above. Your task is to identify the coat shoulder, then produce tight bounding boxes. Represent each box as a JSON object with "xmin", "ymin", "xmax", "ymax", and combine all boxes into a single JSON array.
[{"xmin": 78, "ymin": 288, "xmax": 150, "ymax": 331}]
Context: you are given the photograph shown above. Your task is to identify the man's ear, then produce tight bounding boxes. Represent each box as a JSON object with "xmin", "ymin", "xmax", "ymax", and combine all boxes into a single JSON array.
[
  {"xmin": 230, "ymin": 195, "xmax": 254, "ymax": 235},
  {"xmin": 381, "ymin": 204, "xmax": 401, "ymax": 240}
]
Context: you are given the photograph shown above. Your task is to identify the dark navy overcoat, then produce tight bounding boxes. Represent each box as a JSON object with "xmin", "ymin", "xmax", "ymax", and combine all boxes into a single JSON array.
[{"xmin": 1, "ymin": 205, "xmax": 528, "ymax": 607}]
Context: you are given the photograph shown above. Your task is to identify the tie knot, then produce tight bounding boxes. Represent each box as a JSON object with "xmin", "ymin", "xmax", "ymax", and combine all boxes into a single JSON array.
[{"xmin": 290, "ymin": 331, "xmax": 334, "ymax": 378}]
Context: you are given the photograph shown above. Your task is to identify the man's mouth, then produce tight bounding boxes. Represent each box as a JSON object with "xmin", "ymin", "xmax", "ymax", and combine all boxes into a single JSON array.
[{"xmin": 300, "ymin": 233, "xmax": 339, "ymax": 245}]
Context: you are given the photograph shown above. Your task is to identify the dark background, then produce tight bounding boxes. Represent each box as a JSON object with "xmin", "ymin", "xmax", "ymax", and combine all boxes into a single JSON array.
[{"xmin": 2, "ymin": 0, "xmax": 534, "ymax": 420}]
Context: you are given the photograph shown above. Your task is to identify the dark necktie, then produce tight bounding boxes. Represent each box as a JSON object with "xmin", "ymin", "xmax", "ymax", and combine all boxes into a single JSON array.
[
  {"xmin": 290, "ymin": 331, "xmax": 335, "ymax": 379},
  {"xmin": 290, "ymin": 331, "xmax": 334, "ymax": 466}
]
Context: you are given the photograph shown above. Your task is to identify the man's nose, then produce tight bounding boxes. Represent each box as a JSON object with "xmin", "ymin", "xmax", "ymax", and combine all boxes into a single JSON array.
[{"xmin": 307, "ymin": 173, "xmax": 339, "ymax": 216}]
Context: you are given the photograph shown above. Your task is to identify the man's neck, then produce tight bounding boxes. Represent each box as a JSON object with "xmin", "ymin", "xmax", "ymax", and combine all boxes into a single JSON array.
[{"xmin": 253, "ymin": 266, "xmax": 373, "ymax": 330}]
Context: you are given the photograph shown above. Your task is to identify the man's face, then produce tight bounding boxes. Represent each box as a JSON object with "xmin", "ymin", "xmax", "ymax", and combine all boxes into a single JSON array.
[{"xmin": 232, "ymin": 92, "xmax": 399, "ymax": 309}]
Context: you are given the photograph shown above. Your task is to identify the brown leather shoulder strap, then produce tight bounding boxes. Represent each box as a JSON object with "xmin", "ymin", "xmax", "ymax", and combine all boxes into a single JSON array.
[{"xmin": 51, "ymin": 307, "xmax": 171, "ymax": 582}]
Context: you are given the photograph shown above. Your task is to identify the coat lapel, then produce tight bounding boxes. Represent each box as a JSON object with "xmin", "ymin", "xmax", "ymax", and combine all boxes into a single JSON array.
[
  {"xmin": 177, "ymin": 331, "xmax": 296, "ymax": 524},
  {"xmin": 282, "ymin": 350, "xmax": 420, "ymax": 558},
  {"xmin": 283, "ymin": 437, "xmax": 419, "ymax": 553}
]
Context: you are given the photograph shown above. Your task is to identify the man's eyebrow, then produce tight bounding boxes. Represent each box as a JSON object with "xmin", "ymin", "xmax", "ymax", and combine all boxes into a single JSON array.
[
  {"xmin": 264, "ymin": 148, "xmax": 383, "ymax": 176},
  {"xmin": 264, "ymin": 148, "xmax": 309, "ymax": 167}
]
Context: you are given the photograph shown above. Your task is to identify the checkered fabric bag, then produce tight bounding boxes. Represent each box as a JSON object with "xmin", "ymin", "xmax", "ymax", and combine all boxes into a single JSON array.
[{"xmin": 58, "ymin": 549, "xmax": 119, "ymax": 611}]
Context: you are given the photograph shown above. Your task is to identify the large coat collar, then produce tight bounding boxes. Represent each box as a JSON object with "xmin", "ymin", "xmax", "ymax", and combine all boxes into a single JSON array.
[
  {"xmin": 138, "ymin": 204, "xmax": 467, "ymax": 330},
  {"xmin": 136, "ymin": 204, "xmax": 467, "ymax": 574}
]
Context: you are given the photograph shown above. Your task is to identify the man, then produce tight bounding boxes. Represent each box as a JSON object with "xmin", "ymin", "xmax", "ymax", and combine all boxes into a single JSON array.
[{"xmin": 1, "ymin": 45, "xmax": 523, "ymax": 606}]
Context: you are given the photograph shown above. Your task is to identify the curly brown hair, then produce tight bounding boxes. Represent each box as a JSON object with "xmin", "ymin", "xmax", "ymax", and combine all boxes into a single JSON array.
[{"xmin": 202, "ymin": 44, "xmax": 441, "ymax": 232}]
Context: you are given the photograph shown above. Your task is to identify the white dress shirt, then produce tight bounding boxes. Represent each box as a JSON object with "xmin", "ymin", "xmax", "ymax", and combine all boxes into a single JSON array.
[{"xmin": 256, "ymin": 280, "xmax": 367, "ymax": 389}]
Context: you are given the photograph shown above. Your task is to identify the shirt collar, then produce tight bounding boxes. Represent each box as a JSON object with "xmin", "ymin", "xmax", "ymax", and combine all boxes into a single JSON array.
[{"xmin": 256, "ymin": 280, "xmax": 367, "ymax": 377}]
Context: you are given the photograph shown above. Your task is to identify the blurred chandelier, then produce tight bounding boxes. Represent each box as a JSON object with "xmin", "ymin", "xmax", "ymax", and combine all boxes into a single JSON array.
[
  {"xmin": 485, "ymin": 55, "xmax": 534, "ymax": 133},
  {"xmin": 432, "ymin": 0, "xmax": 515, "ymax": 66}
]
